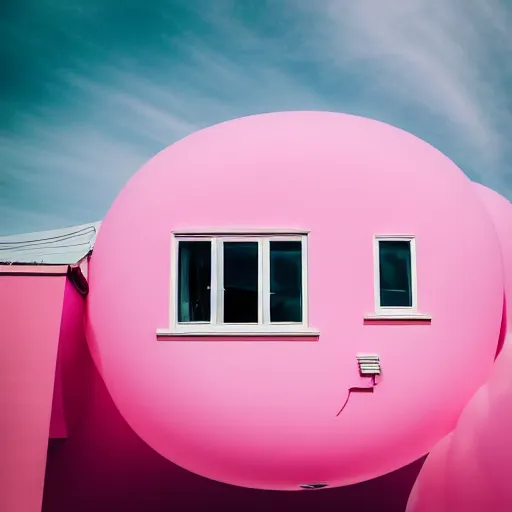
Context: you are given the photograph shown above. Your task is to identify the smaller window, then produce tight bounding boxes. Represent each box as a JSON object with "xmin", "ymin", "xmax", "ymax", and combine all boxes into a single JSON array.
[{"xmin": 374, "ymin": 236, "xmax": 417, "ymax": 315}]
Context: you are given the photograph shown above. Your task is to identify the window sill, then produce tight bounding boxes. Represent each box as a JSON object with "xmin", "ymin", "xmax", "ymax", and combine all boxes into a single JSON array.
[
  {"xmin": 364, "ymin": 313, "xmax": 432, "ymax": 321},
  {"xmin": 156, "ymin": 327, "xmax": 320, "ymax": 338}
]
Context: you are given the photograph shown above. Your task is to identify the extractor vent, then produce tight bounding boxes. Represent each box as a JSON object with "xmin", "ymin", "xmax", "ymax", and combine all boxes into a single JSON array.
[{"xmin": 356, "ymin": 354, "xmax": 381, "ymax": 376}]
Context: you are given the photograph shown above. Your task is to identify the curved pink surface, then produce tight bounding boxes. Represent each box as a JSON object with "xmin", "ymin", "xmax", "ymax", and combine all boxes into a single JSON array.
[
  {"xmin": 85, "ymin": 111, "xmax": 503, "ymax": 490},
  {"xmin": 473, "ymin": 183, "xmax": 512, "ymax": 355},
  {"xmin": 473, "ymin": 184, "xmax": 512, "ymax": 300},
  {"xmin": 408, "ymin": 341, "xmax": 512, "ymax": 511},
  {"xmin": 406, "ymin": 433, "xmax": 452, "ymax": 512},
  {"xmin": 445, "ymin": 341, "xmax": 512, "ymax": 510},
  {"xmin": 407, "ymin": 183, "xmax": 512, "ymax": 511}
]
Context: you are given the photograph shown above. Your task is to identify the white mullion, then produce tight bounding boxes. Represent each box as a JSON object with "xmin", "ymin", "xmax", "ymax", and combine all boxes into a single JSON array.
[
  {"xmin": 409, "ymin": 238, "xmax": 418, "ymax": 311},
  {"xmin": 262, "ymin": 238, "xmax": 270, "ymax": 325},
  {"xmin": 171, "ymin": 236, "xmax": 178, "ymax": 330},
  {"xmin": 301, "ymin": 235, "xmax": 308, "ymax": 327},
  {"xmin": 216, "ymin": 239, "xmax": 225, "ymax": 325},
  {"xmin": 373, "ymin": 237, "xmax": 381, "ymax": 313},
  {"xmin": 210, "ymin": 238, "xmax": 218, "ymax": 325}
]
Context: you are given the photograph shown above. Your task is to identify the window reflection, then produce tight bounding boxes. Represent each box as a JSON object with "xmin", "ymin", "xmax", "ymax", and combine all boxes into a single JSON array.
[
  {"xmin": 270, "ymin": 241, "xmax": 302, "ymax": 322},
  {"xmin": 379, "ymin": 241, "xmax": 412, "ymax": 307},
  {"xmin": 223, "ymin": 242, "xmax": 259, "ymax": 323},
  {"xmin": 178, "ymin": 241, "xmax": 211, "ymax": 322}
]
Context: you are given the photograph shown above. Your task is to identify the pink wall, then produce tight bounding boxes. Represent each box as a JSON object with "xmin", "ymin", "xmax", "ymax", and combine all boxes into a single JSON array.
[
  {"xmin": 0, "ymin": 266, "xmax": 67, "ymax": 512},
  {"xmin": 43, "ymin": 280, "xmax": 424, "ymax": 510}
]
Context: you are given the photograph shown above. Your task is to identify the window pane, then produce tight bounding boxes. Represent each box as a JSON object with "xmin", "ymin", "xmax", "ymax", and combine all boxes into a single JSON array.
[
  {"xmin": 178, "ymin": 241, "xmax": 211, "ymax": 322},
  {"xmin": 270, "ymin": 241, "xmax": 302, "ymax": 322},
  {"xmin": 223, "ymin": 242, "xmax": 259, "ymax": 323},
  {"xmin": 379, "ymin": 241, "xmax": 412, "ymax": 307}
]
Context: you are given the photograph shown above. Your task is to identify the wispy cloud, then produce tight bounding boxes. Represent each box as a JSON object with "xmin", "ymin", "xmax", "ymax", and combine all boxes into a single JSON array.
[
  {"xmin": 293, "ymin": 0, "xmax": 512, "ymax": 180},
  {"xmin": 0, "ymin": 6, "xmax": 330, "ymax": 234},
  {"xmin": 1, "ymin": 0, "xmax": 512, "ymax": 235}
]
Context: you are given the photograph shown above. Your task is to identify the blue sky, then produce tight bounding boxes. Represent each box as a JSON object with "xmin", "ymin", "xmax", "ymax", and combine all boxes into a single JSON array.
[{"xmin": 2, "ymin": 0, "xmax": 512, "ymax": 235}]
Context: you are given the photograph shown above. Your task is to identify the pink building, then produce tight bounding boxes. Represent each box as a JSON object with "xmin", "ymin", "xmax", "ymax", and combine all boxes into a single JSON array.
[{"xmin": 1, "ymin": 111, "xmax": 509, "ymax": 511}]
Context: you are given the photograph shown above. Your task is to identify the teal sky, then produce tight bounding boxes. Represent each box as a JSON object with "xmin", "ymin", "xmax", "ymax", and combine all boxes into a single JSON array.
[{"xmin": 2, "ymin": 0, "xmax": 512, "ymax": 235}]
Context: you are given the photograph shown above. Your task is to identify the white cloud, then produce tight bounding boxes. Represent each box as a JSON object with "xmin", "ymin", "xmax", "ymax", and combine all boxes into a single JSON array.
[
  {"xmin": 293, "ymin": 0, "xmax": 512, "ymax": 182},
  {"xmin": 0, "ymin": 123, "xmax": 149, "ymax": 234},
  {"xmin": 64, "ymin": 72, "xmax": 199, "ymax": 146},
  {"xmin": 1, "ymin": 33, "xmax": 330, "ymax": 234},
  {"xmin": 3, "ymin": 0, "xmax": 512, "ymax": 235}
]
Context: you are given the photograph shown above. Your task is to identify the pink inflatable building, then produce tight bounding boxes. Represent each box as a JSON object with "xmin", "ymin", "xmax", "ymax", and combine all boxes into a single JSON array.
[
  {"xmin": 407, "ymin": 181, "xmax": 512, "ymax": 512},
  {"xmin": 1, "ymin": 111, "xmax": 510, "ymax": 511}
]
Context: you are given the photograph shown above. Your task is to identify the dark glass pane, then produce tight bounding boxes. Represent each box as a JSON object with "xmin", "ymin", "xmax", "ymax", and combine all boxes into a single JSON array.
[
  {"xmin": 379, "ymin": 241, "xmax": 412, "ymax": 307},
  {"xmin": 223, "ymin": 242, "xmax": 259, "ymax": 323},
  {"xmin": 270, "ymin": 241, "xmax": 302, "ymax": 322},
  {"xmin": 178, "ymin": 241, "xmax": 211, "ymax": 322}
]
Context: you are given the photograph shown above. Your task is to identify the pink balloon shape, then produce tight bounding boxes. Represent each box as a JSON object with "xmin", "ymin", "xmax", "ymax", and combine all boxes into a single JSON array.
[
  {"xmin": 407, "ymin": 342, "xmax": 512, "ymax": 512},
  {"xmin": 473, "ymin": 183, "xmax": 512, "ymax": 356},
  {"xmin": 408, "ymin": 183, "xmax": 512, "ymax": 511},
  {"xmin": 406, "ymin": 433, "xmax": 452, "ymax": 512},
  {"xmin": 473, "ymin": 183, "xmax": 512, "ymax": 306},
  {"xmin": 85, "ymin": 112, "xmax": 504, "ymax": 490},
  {"xmin": 444, "ymin": 341, "xmax": 512, "ymax": 510}
]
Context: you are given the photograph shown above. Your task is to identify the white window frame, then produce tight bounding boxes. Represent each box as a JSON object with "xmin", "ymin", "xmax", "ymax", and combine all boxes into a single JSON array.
[
  {"xmin": 372, "ymin": 235, "xmax": 418, "ymax": 317},
  {"xmin": 157, "ymin": 229, "xmax": 319, "ymax": 336}
]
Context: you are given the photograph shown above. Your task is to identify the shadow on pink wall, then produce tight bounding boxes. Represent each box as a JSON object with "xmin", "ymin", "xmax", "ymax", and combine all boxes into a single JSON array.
[
  {"xmin": 496, "ymin": 294, "xmax": 507, "ymax": 358},
  {"xmin": 43, "ymin": 281, "xmax": 424, "ymax": 512}
]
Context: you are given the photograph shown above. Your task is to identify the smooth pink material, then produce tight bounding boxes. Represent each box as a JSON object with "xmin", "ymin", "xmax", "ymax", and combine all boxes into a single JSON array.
[
  {"xmin": 473, "ymin": 183, "xmax": 512, "ymax": 312},
  {"xmin": 44, "ymin": 295, "xmax": 424, "ymax": 510},
  {"xmin": 48, "ymin": 281, "xmax": 83, "ymax": 440},
  {"xmin": 406, "ymin": 434, "xmax": 452, "ymax": 512},
  {"xmin": 444, "ymin": 341, "xmax": 512, "ymax": 510},
  {"xmin": 408, "ymin": 342, "xmax": 512, "ymax": 512},
  {"xmin": 407, "ymin": 183, "xmax": 512, "ymax": 511},
  {"xmin": 0, "ymin": 265, "xmax": 69, "ymax": 275},
  {"xmin": 0, "ymin": 271, "xmax": 65, "ymax": 512},
  {"xmin": 473, "ymin": 183, "xmax": 512, "ymax": 356},
  {"xmin": 49, "ymin": 365, "xmax": 67, "ymax": 439},
  {"xmin": 86, "ymin": 111, "xmax": 503, "ymax": 490}
]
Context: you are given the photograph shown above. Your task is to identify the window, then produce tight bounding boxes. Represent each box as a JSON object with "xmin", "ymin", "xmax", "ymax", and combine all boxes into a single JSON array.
[
  {"xmin": 270, "ymin": 241, "xmax": 303, "ymax": 323},
  {"xmin": 177, "ymin": 241, "xmax": 211, "ymax": 322},
  {"xmin": 222, "ymin": 241, "xmax": 259, "ymax": 324},
  {"xmin": 166, "ymin": 231, "xmax": 314, "ymax": 335},
  {"xmin": 373, "ymin": 236, "xmax": 418, "ymax": 316}
]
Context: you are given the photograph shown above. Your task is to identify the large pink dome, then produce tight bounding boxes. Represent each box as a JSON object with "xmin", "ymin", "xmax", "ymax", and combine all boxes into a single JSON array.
[{"xmin": 85, "ymin": 111, "xmax": 503, "ymax": 490}]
